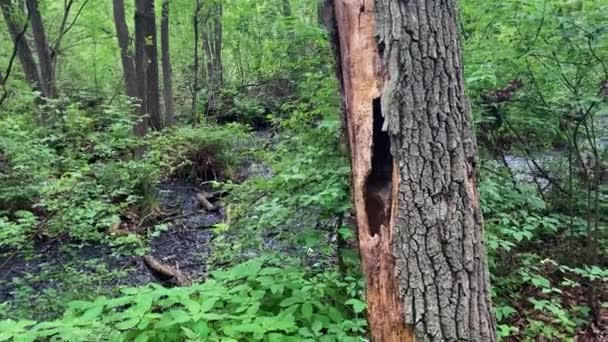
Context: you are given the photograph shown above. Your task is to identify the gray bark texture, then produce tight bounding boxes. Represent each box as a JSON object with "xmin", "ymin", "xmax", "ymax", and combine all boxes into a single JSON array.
[{"xmin": 375, "ymin": 0, "xmax": 496, "ymax": 340}]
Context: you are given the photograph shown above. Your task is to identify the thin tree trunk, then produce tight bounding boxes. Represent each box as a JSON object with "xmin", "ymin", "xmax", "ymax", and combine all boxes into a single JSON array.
[
  {"xmin": 332, "ymin": 0, "xmax": 496, "ymax": 341},
  {"xmin": 25, "ymin": 0, "xmax": 55, "ymax": 98},
  {"xmin": 161, "ymin": 0, "xmax": 174, "ymax": 127},
  {"xmin": 142, "ymin": 0, "xmax": 162, "ymax": 130},
  {"xmin": 191, "ymin": 0, "xmax": 202, "ymax": 125},
  {"xmin": 113, "ymin": 0, "xmax": 137, "ymax": 99},
  {"xmin": 200, "ymin": 14, "xmax": 215, "ymax": 115},
  {"xmin": 50, "ymin": 0, "xmax": 72, "ymax": 85},
  {"xmin": 0, "ymin": 0, "xmax": 40, "ymax": 91},
  {"xmin": 133, "ymin": 0, "xmax": 148, "ymax": 136},
  {"xmin": 212, "ymin": 3, "xmax": 222, "ymax": 86},
  {"xmin": 201, "ymin": 16, "xmax": 213, "ymax": 84}
]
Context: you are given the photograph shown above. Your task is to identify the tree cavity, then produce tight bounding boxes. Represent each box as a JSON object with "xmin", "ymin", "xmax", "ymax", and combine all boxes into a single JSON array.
[{"xmin": 365, "ymin": 98, "xmax": 394, "ymax": 238}]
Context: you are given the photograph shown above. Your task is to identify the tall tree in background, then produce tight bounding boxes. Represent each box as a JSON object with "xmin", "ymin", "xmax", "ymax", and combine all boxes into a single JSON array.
[
  {"xmin": 160, "ymin": 0, "xmax": 174, "ymax": 127},
  {"xmin": 113, "ymin": 0, "xmax": 147, "ymax": 137},
  {"xmin": 25, "ymin": 0, "xmax": 54, "ymax": 98},
  {"xmin": 190, "ymin": 0, "xmax": 202, "ymax": 125},
  {"xmin": 331, "ymin": 0, "xmax": 496, "ymax": 340},
  {"xmin": 0, "ymin": 0, "xmax": 40, "ymax": 91},
  {"xmin": 50, "ymin": 0, "xmax": 90, "ymax": 86},
  {"xmin": 201, "ymin": 0, "xmax": 222, "ymax": 113},
  {"xmin": 141, "ymin": 0, "xmax": 162, "ymax": 130},
  {"xmin": 134, "ymin": 0, "xmax": 148, "ymax": 134},
  {"xmin": 112, "ymin": 0, "xmax": 137, "ymax": 99}
]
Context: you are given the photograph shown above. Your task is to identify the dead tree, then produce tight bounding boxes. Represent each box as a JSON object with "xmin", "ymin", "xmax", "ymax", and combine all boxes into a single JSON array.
[{"xmin": 331, "ymin": 0, "xmax": 496, "ymax": 340}]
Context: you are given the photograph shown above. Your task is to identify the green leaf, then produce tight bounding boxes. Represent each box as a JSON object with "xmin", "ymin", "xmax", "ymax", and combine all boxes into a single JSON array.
[
  {"xmin": 301, "ymin": 302, "xmax": 313, "ymax": 320},
  {"xmin": 311, "ymin": 320, "xmax": 323, "ymax": 333},
  {"xmin": 327, "ymin": 307, "xmax": 343, "ymax": 323},
  {"xmin": 345, "ymin": 299, "xmax": 366, "ymax": 314},
  {"xmin": 280, "ymin": 297, "xmax": 301, "ymax": 307},
  {"xmin": 115, "ymin": 317, "xmax": 140, "ymax": 330}
]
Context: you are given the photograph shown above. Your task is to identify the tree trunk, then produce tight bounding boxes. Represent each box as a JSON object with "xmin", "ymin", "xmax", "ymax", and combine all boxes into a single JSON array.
[
  {"xmin": 112, "ymin": 0, "xmax": 137, "ymax": 99},
  {"xmin": 133, "ymin": 0, "xmax": 148, "ymax": 136},
  {"xmin": 25, "ymin": 0, "xmax": 55, "ymax": 98},
  {"xmin": 212, "ymin": 4, "xmax": 222, "ymax": 86},
  {"xmin": 191, "ymin": 0, "xmax": 202, "ymax": 125},
  {"xmin": 331, "ymin": 0, "xmax": 496, "ymax": 341},
  {"xmin": 201, "ymin": 15, "xmax": 213, "ymax": 84},
  {"xmin": 142, "ymin": 0, "xmax": 162, "ymax": 130},
  {"xmin": 115, "ymin": 0, "xmax": 146, "ymax": 140},
  {"xmin": 0, "ymin": 0, "xmax": 40, "ymax": 91},
  {"xmin": 160, "ymin": 0, "xmax": 174, "ymax": 127}
]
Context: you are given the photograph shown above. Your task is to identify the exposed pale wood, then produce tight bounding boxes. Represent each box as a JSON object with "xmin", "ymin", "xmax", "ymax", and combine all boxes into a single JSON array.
[{"xmin": 332, "ymin": 1, "xmax": 414, "ymax": 341}]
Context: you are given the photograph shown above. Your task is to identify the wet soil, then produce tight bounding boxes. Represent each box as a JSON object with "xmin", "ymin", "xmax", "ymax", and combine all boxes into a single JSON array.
[{"xmin": 0, "ymin": 181, "xmax": 223, "ymax": 305}]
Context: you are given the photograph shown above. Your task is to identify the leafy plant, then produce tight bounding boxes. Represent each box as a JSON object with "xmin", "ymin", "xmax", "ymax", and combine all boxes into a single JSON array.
[{"xmin": 0, "ymin": 258, "xmax": 367, "ymax": 342}]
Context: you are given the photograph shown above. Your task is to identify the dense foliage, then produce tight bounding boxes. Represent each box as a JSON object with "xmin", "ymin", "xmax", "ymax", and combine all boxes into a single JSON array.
[{"xmin": 0, "ymin": 0, "xmax": 606, "ymax": 340}]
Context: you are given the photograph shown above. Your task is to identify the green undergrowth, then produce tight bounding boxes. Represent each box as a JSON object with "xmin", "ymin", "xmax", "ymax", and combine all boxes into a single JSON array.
[
  {"xmin": 0, "ymin": 19, "xmax": 366, "ymax": 340},
  {"xmin": 480, "ymin": 169, "xmax": 607, "ymax": 340},
  {"xmin": 0, "ymin": 97, "xmax": 251, "ymax": 255},
  {"xmin": 0, "ymin": 258, "xmax": 367, "ymax": 342}
]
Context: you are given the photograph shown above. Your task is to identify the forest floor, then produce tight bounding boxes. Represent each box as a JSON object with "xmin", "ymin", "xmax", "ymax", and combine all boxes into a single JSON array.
[
  {"xmin": 0, "ymin": 181, "xmax": 222, "ymax": 304},
  {"xmin": 0, "ymin": 132, "xmax": 280, "ymax": 320}
]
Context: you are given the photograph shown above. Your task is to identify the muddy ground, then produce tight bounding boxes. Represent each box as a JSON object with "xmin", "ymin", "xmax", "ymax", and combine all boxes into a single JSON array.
[{"xmin": 0, "ymin": 181, "xmax": 223, "ymax": 307}]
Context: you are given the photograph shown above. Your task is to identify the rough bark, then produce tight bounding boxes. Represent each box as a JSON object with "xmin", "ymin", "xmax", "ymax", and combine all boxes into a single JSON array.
[
  {"xmin": 160, "ymin": 0, "xmax": 174, "ymax": 127},
  {"xmin": 133, "ymin": 0, "xmax": 148, "ymax": 136},
  {"xmin": 142, "ymin": 0, "xmax": 162, "ymax": 130},
  {"xmin": 25, "ymin": 0, "xmax": 54, "ymax": 98},
  {"xmin": 112, "ymin": 0, "xmax": 138, "ymax": 99},
  {"xmin": 332, "ymin": 0, "xmax": 496, "ymax": 341},
  {"xmin": 0, "ymin": 0, "xmax": 40, "ymax": 90}
]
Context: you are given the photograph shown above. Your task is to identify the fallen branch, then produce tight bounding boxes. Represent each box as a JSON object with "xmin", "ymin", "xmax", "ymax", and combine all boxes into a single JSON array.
[
  {"xmin": 196, "ymin": 193, "xmax": 216, "ymax": 211},
  {"xmin": 143, "ymin": 255, "xmax": 190, "ymax": 286}
]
